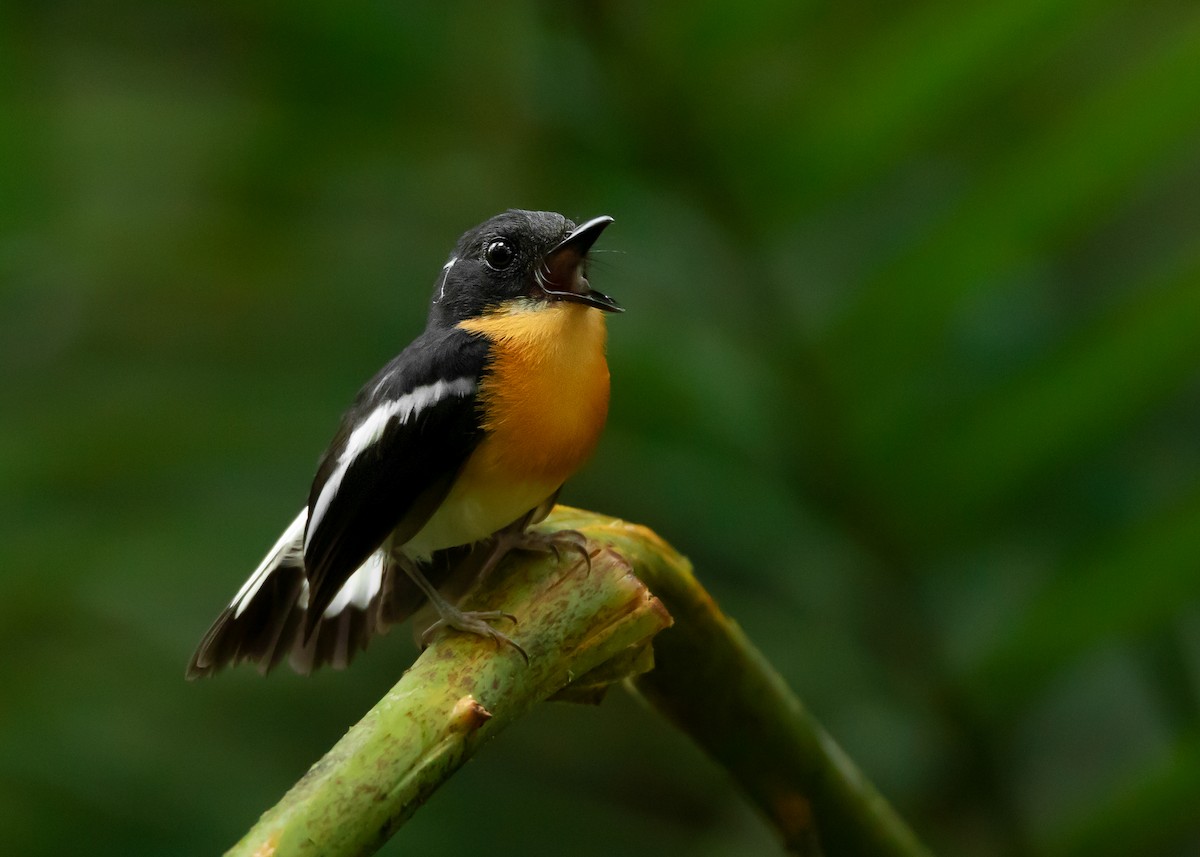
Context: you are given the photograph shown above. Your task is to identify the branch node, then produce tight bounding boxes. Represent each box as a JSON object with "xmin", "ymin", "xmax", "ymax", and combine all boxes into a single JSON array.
[{"xmin": 450, "ymin": 695, "xmax": 492, "ymax": 732}]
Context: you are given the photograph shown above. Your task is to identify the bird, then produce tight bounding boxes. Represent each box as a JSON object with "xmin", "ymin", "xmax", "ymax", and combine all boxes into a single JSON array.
[{"xmin": 186, "ymin": 209, "xmax": 620, "ymax": 678}]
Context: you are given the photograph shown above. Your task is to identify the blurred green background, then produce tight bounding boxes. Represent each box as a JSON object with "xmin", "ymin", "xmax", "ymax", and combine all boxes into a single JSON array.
[{"xmin": 3, "ymin": 1, "xmax": 1200, "ymax": 855}]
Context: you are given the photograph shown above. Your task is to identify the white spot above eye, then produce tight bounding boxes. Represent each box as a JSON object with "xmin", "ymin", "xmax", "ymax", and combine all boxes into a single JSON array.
[
  {"xmin": 437, "ymin": 256, "xmax": 457, "ymax": 303},
  {"xmin": 305, "ymin": 376, "xmax": 477, "ymax": 551}
]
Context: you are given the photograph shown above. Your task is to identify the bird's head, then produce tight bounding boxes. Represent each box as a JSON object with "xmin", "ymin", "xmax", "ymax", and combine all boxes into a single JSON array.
[{"xmin": 429, "ymin": 210, "xmax": 619, "ymax": 325}]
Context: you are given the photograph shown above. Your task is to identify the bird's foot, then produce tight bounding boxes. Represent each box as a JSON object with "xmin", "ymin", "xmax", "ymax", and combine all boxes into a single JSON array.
[
  {"xmin": 478, "ymin": 526, "xmax": 592, "ymax": 581},
  {"xmin": 419, "ymin": 605, "xmax": 528, "ymax": 663}
]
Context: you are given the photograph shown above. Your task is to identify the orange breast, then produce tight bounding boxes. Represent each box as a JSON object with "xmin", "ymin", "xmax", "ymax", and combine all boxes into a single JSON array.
[{"xmin": 457, "ymin": 300, "xmax": 610, "ymax": 491}]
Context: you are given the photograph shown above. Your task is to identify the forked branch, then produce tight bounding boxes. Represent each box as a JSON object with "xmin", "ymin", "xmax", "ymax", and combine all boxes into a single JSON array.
[{"xmin": 227, "ymin": 508, "xmax": 929, "ymax": 857}]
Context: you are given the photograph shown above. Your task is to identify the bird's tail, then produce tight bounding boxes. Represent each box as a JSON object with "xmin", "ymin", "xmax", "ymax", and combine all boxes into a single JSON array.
[{"xmin": 185, "ymin": 509, "xmax": 424, "ymax": 678}]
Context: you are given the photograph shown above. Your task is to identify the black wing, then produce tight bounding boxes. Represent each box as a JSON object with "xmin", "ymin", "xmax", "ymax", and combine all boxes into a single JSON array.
[{"xmin": 301, "ymin": 326, "xmax": 489, "ymax": 632}]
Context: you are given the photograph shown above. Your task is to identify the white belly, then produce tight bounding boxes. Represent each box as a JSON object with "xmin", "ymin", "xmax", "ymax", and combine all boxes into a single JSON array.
[{"xmin": 398, "ymin": 476, "xmax": 555, "ymax": 560}]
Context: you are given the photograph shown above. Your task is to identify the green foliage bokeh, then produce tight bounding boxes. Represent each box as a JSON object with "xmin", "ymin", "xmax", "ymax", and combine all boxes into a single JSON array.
[{"xmin": 2, "ymin": 2, "xmax": 1199, "ymax": 855}]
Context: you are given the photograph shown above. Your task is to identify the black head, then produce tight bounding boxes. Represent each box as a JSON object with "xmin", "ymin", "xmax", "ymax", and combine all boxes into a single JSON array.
[{"xmin": 428, "ymin": 209, "xmax": 619, "ymax": 326}]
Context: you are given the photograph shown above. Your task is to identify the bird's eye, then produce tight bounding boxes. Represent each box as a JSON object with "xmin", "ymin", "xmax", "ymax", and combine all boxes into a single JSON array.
[{"xmin": 484, "ymin": 239, "xmax": 515, "ymax": 271}]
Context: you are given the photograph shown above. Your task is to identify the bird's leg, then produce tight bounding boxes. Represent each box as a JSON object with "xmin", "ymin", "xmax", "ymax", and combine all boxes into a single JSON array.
[
  {"xmin": 474, "ymin": 509, "xmax": 593, "ymax": 582},
  {"xmin": 393, "ymin": 552, "xmax": 528, "ymax": 662}
]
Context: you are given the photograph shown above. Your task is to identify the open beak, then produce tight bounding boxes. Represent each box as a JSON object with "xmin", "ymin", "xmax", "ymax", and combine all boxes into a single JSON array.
[{"xmin": 537, "ymin": 215, "xmax": 622, "ymax": 312}]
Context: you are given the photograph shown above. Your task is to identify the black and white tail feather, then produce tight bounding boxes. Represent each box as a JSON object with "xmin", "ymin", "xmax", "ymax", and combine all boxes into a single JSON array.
[{"xmin": 185, "ymin": 508, "xmax": 425, "ymax": 677}]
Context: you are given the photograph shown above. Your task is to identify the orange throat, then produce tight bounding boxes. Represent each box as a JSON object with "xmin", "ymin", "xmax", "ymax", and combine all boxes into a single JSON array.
[{"xmin": 458, "ymin": 299, "xmax": 611, "ymax": 488}]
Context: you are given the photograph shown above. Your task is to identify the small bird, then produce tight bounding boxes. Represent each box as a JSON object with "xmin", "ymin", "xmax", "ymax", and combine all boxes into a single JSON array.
[{"xmin": 187, "ymin": 210, "xmax": 620, "ymax": 678}]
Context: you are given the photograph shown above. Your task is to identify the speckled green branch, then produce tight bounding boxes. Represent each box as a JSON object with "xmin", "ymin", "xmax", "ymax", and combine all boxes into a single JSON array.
[{"xmin": 228, "ymin": 508, "xmax": 930, "ymax": 857}]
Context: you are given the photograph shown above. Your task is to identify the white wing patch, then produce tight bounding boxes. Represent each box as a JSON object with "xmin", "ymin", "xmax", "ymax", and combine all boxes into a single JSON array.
[
  {"xmin": 232, "ymin": 508, "xmax": 307, "ymax": 617},
  {"xmin": 304, "ymin": 376, "xmax": 477, "ymax": 551},
  {"xmin": 229, "ymin": 512, "xmax": 387, "ymax": 618},
  {"xmin": 321, "ymin": 550, "xmax": 386, "ymax": 618}
]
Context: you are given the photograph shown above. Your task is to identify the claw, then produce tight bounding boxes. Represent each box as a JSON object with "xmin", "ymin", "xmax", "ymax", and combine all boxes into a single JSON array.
[
  {"xmin": 548, "ymin": 529, "xmax": 592, "ymax": 574},
  {"xmin": 419, "ymin": 608, "xmax": 528, "ymax": 663},
  {"xmin": 394, "ymin": 553, "xmax": 529, "ymax": 662}
]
